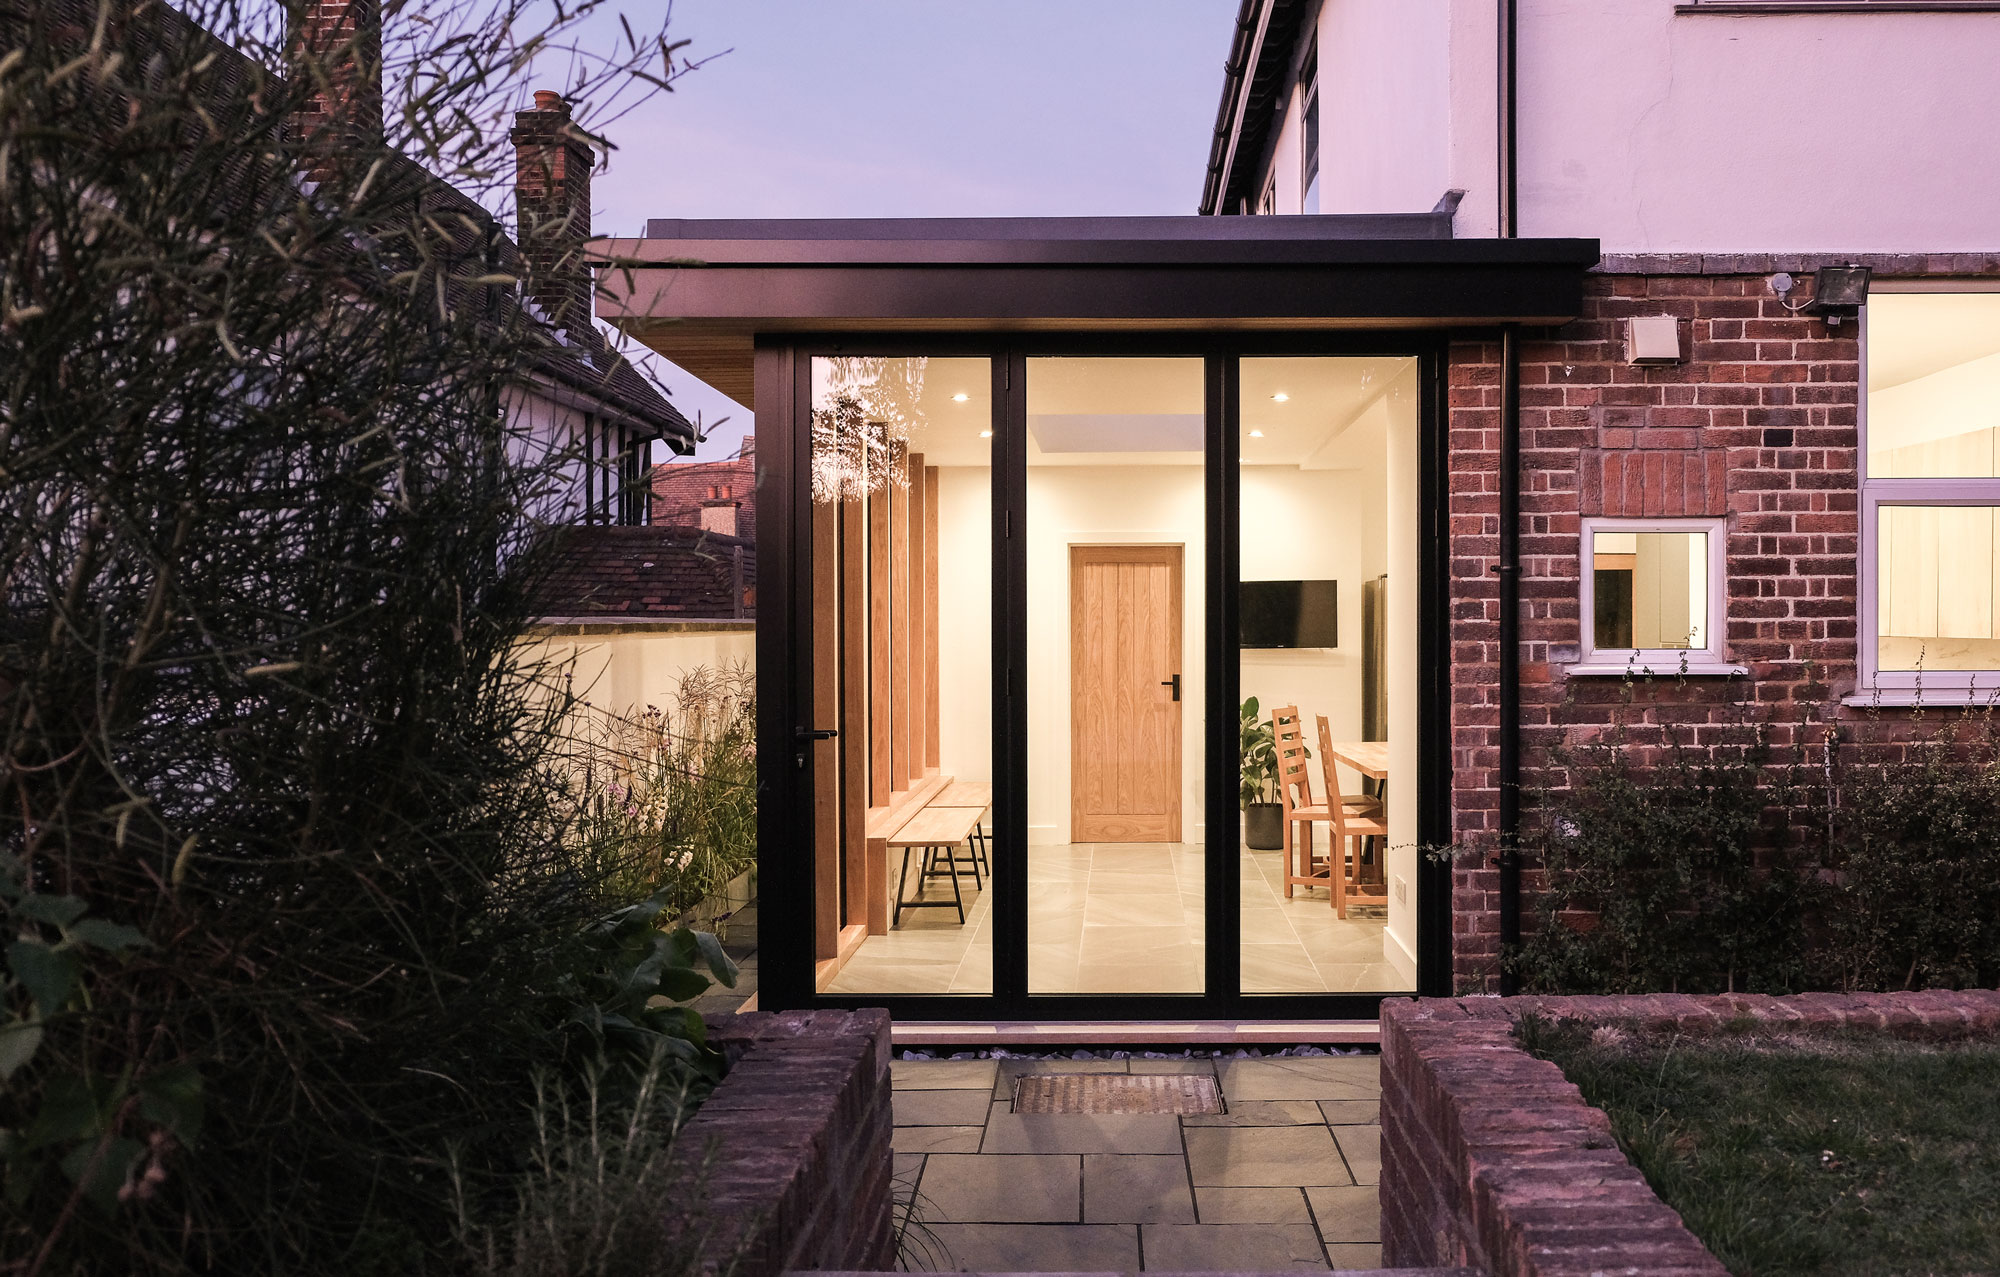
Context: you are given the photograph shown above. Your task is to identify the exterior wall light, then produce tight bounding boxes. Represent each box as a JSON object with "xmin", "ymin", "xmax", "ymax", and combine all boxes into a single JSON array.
[
  {"xmin": 1624, "ymin": 314, "xmax": 1683, "ymax": 365},
  {"xmin": 1810, "ymin": 265, "xmax": 1872, "ymax": 327}
]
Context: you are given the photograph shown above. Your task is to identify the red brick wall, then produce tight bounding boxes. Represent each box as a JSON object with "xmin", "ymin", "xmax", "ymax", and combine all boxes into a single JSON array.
[
  {"xmin": 680, "ymin": 1009, "xmax": 894, "ymax": 1275},
  {"xmin": 1447, "ymin": 272, "xmax": 1863, "ymax": 990},
  {"xmin": 1382, "ymin": 990, "xmax": 2000, "ymax": 1274}
]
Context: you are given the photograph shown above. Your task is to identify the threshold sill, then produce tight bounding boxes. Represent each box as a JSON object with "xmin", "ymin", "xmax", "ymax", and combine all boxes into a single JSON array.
[{"xmin": 1565, "ymin": 662, "xmax": 1749, "ymax": 678}]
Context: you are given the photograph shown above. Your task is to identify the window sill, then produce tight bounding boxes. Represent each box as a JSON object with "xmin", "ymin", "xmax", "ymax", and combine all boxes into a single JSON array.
[
  {"xmin": 1842, "ymin": 689, "xmax": 2000, "ymax": 708},
  {"xmin": 1565, "ymin": 662, "xmax": 1749, "ymax": 678}
]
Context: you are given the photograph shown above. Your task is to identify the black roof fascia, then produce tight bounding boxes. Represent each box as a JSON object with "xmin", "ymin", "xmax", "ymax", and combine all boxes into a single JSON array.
[{"xmin": 1200, "ymin": 0, "xmax": 1308, "ymax": 216}]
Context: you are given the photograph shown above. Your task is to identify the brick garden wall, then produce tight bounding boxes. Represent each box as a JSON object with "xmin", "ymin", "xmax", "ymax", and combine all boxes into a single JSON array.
[
  {"xmin": 679, "ymin": 1009, "xmax": 894, "ymax": 1275},
  {"xmin": 1444, "ymin": 257, "xmax": 2000, "ymax": 990},
  {"xmin": 1380, "ymin": 990, "xmax": 2000, "ymax": 1276}
]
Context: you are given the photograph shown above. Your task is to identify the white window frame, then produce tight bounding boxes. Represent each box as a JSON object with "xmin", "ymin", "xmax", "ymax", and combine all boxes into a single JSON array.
[
  {"xmin": 1573, "ymin": 515, "xmax": 1741, "ymax": 676},
  {"xmin": 1855, "ymin": 285, "xmax": 2000, "ymax": 704}
]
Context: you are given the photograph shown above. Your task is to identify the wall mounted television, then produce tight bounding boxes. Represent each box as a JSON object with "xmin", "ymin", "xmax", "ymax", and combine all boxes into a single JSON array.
[{"xmin": 1240, "ymin": 579, "xmax": 1338, "ymax": 648}]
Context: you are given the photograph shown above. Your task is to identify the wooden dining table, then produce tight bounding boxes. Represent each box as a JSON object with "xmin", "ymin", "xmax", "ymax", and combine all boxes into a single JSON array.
[{"xmin": 1321, "ymin": 740, "xmax": 1390, "ymax": 783}]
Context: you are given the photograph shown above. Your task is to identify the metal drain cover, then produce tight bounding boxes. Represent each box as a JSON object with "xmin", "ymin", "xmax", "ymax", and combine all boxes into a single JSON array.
[{"xmin": 1012, "ymin": 1073, "xmax": 1223, "ymax": 1115}]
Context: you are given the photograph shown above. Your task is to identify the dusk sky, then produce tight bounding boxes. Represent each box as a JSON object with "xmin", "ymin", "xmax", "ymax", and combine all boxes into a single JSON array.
[{"xmin": 547, "ymin": 1, "xmax": 1242, "ymax": 462}]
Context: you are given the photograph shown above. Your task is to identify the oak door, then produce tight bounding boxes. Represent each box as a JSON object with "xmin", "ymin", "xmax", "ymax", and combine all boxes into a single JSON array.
[{"xmin": 1069, "ymin": 545, "xmax": 1183, "ymax": 842}]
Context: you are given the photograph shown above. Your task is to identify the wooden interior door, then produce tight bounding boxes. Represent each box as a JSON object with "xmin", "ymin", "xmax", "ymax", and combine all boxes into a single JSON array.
[{"xmin": 1070, "ymin": 545, "xmax": 1183, "ymax": 843}]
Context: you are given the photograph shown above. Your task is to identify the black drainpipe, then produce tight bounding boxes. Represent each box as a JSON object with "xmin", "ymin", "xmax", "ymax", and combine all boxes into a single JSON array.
[{"xmin": 1496, "ymin": 0, "xmax": 1523, "ymax": 994}]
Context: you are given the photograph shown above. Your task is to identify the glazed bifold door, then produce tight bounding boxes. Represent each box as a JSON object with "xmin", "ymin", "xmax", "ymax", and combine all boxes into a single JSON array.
[{"xmin": 810, "ymin": 356, "xmax": 994, "ymax": 996}]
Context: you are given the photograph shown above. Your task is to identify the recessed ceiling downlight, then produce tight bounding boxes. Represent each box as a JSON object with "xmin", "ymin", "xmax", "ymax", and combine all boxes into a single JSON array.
[
  {"xmin": 1271, "ymin": 392, "xmax": 1290, "ymax": 402},
  {"xmin": 1248, "ymin": 429, "xmax": 1265, "ymax": 438},
  {"xmin": 952, "ymin": 392, "xmax": 970, "ymax": 402}
]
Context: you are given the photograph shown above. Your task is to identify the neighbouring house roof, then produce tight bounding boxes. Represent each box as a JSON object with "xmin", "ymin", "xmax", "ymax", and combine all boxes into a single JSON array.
[
  {"xmin": 1200, "ymin": 0, "xmax": 1313, "ymax": 216},
  {"xmin": 49, "ymin": 0, "xmax": 696, "ymax": 449},
  {"xmin": 649, "ymin": 439, "xmax": 756, "ymax": 540},
  {"xmin": 530, "ymin": 526, "xmax": 755, "ymax": 622},
  {"xmin": 596, "ymin": 216, "xmax": 1598, "ymax": 407}
]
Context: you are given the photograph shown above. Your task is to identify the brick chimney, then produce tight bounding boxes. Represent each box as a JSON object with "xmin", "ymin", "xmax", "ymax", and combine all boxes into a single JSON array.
[
  {"xmin": 292, "ymin": 0, "xmax": 383, "ymax": 184},
  {"xmin": 511, "ymin": 90, "xmax": 595, "ymax": 333}
]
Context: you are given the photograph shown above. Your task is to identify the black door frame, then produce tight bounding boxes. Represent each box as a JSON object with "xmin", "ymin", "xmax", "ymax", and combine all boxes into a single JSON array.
[{"xmin": 756, "ymin": 330, "xmax": 1454, "ymax": 1020}]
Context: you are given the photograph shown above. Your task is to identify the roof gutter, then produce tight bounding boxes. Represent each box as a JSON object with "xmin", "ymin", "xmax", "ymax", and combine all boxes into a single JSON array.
[
  {"xmin": 1496, "ymin": 0, "xmax": 1524, "ymax": 995},
  {"xmin": 1199, "ymin": 0, "xmax": 1271, "ymax": 215}
]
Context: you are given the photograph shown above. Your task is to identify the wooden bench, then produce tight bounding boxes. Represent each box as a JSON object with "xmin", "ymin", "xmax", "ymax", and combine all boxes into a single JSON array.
[
  {"xmin": 886, "ymin": 804, "xmax": 986, "ymax": 926},
  {"xmin": 861, "ymin": 774, "xmax": 996, "ymax": 932}
]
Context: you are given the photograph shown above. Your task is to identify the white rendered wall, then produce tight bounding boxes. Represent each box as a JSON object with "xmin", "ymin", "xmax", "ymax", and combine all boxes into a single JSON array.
[
  {"xmin": 1265, "ymin": 0, "xmax": 2000, "ymax": 251},
  {"xmin": 1520, "ymin": 2, "xmax": 2000, "ymax": 251},
  {"xmin": 518, "ymin": 625, "xmax": 756, "ymax": 717}
]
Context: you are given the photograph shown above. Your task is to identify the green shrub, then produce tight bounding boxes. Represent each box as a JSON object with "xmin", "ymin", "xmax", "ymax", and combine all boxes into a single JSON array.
[
  {"xmin": 1510, "ymin": 678, "xmax": 2000, "ymax": 996},
  {"xmin": 565, "ymin": 664, "xmax": 758, "ymax": 918},
  {"xmin": 1827, "ymin": 713, "xmax": 2000, "ymax": 991},
  {"xmin": 1511, "ymin": 714, "xmax": 1813, "ymax": 995}
]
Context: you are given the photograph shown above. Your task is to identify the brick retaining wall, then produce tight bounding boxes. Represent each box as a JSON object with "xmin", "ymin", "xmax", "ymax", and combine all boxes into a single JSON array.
[
  {"xmin": 1381, "ymin": 991, "xmax": 2000, "ymax": 1276},
  {"xmin": 680, "ymin": 1009, "xmax": 894, "ymax": 1275}
]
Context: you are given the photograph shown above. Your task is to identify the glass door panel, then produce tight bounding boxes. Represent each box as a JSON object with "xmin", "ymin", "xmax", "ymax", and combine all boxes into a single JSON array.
[
  {"xmin": 1237, "ymin": 357, "xmax": 1419, "ymax": 994},
  {"xmin": 1024, "ymin": 357, "xmax": 1207, "ymax": 994},
  {"xmin": 810, "ymin": 355, "xmax": 994, "ymax": 995}
]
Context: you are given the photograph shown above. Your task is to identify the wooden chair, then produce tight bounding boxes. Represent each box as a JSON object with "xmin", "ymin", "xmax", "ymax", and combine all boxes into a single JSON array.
[
  {"xmin": 1317, "ymin": 714, "xmax": 1388, "ymax": 918},
  {"xmin": 1273, "ymin": 706, "xmax": 1333, "ymax": 899}
]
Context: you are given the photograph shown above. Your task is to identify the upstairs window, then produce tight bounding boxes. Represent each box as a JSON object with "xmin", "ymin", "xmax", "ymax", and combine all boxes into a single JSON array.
[
  {"xmin": 1300, "ymin": 43, "xmax": 1320, "ymax": 215},
  {"xmin": 1861, "ymin": 291, "xmax": 2000, "ymax": 698}
]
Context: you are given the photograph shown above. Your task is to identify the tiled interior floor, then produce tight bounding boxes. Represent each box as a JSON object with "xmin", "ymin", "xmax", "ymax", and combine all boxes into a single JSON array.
[
  {"xmin": 825, "ymin": 841, "xmax": 1409, "ymax": 995},
  {"xmin": 892, "ymin": 1053, "xmax": 1382, "ymax": 1271}
]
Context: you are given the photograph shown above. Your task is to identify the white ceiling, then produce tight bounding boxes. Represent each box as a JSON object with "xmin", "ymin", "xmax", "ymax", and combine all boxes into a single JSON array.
[
  {"xmin": 1869, "ymin": 293, "xmax": 2000, "ymax": 391},
  {"xmin": 811, "ymin": 354, "xmax": 1416, "ymax": 469}
]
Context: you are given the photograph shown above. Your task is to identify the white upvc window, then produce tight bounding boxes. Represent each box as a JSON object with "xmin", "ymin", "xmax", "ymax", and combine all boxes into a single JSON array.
[
  {"xmin": 1857, "ymin": 289, "xmax": 2000, "ymax": 703},
  {"xmin": 1574, "ymin": 515, "xmax": 1738, "ymax": 676}
]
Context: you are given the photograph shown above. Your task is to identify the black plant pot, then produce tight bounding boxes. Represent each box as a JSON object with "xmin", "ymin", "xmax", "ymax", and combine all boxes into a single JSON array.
[{"xmin": 1244, "ymin": 802, "xmax": 1283, "ymax": 850}]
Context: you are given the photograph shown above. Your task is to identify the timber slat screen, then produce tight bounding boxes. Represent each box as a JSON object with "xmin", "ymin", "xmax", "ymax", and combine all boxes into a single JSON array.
[{"xmin": 814, "ymin": 431, "xmax": 943, "ymax": 969}]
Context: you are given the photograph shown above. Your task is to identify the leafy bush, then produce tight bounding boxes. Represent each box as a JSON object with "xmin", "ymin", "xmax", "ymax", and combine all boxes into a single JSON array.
[
  {"xmin": 1825, "ymin": 715, "xmax": 2000, "ymax": 991},
  {"xmin": 1509, "ymin": 679, "xmax": 2000, "ymax": 995},
  {"xmin": 1512, "ymin": 715, "xmax": 1813, "ymax": 995},
  {"xmin": 0, "ymin": 1, "xmax": 726, "ymax": 1271}
]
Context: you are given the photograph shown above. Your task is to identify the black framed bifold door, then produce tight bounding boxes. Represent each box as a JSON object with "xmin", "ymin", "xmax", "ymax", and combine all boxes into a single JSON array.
[{"xmin": 767, "ymin": 340, "xmax": 1448, "ymax": 1018}]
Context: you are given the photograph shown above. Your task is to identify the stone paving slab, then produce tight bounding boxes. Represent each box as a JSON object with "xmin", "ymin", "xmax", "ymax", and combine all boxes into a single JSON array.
[
  {"xmin": 981, "ymin": 1104, "xmax": 1186, "ymax": 1155},
  {"xmin": 891, "ymin": 1055, "xmax": 1384, "ymax": 1270},
  {"xmin": 894, "ymin": 1087, "xmax": 996, "ymax": 1127},
  {"xmin": 1139, "ymin": 1222, "xmax": 1330, "ymax": 1270},
  {"xmin": 1333, "ymin": 1125, "xmax": 1380, "ymax": 1185},
  {"xmin": 1193, "ymin": 1186, "xmax": 1315, "ymax": 1224},
  {"xmin": 1318, "ymin": 1099, "xmax": 1380, "ymax": 1125},
  {"xmin": 1182, "ymin": 1099, "xmax": 1326, "ymax": 1127},
  {"xmin": 893, "ymin": 1058, "xmax": 999, "ymax": 1090},
  {"xmin": 1307, "ymin": 1185, "xmax": 1381, "ymax": 1243},
  {"xmin": 1218, "ymin": 1057, "xmax": 1381, "ymax": 1102},
  {"xmin": 1185, "ymin": 1124, "xmax": 1354, "ymax": 1187},
  {"xmin": 918, "ymin": 1223, "xmax": 1141, "ymax": 1270},
  {"xmin": 1325, "ymin": 1242, "xmax": 1388, "ymax": 1270},
  {"xmin": 892, "ymin": 1124, "xmax": 983, "ymax": 1154},
  {"xmin": 1082, "ymin": 1153, "xmax": 1195, "ymax": 1223},
  {"xmin": 922, "ymin": 1153, "xmax": 1080, "ymax": 1223}
]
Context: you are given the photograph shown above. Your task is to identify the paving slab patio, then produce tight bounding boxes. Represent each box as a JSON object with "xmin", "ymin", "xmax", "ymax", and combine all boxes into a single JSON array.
[{"xmin": 891, "ymin": 1052, "xmax": 1382, "ymax": 1271}]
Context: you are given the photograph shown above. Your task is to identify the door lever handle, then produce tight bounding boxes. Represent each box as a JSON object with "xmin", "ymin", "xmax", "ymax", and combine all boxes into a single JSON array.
[
  {"xmin": 795, "ymin": 726, "xmax": 840, "ymax": 743},
  {"xmin": 1160, "ymin": 675, "xmax": 1181, "ymax": 702}
]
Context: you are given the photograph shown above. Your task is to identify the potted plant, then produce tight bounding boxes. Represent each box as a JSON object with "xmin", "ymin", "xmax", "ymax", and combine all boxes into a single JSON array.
[{"xmin": 1240, "ymin": 696, "xmax": 1285, "ymax": 850}]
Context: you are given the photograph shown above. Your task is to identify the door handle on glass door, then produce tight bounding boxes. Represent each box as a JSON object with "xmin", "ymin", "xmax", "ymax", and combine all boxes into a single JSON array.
[{"xmin": 1161, "ymin": 675, "xmax": 1180, "ymax": 702}]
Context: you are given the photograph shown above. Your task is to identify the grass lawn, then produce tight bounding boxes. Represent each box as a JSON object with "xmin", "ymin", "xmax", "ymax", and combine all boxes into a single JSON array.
[{"xmin": 1521, "ymin": 1019, "xmax": 2000, "ymax": 1277}]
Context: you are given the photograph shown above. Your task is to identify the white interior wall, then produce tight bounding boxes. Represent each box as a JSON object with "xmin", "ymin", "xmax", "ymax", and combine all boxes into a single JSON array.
[
  {"xmin": 1382, "ymin": 367, "xmax": 1421, "ymax": 985},
  {"xmin": 935, "ymin": 466, "xmax": 994, "ymax": 782},
  {"xmin": 1021, "ymin": 466, "xmax": 1208, "ymax": 845}
]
